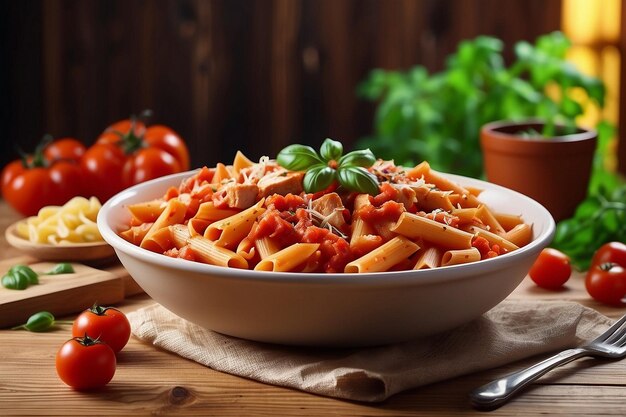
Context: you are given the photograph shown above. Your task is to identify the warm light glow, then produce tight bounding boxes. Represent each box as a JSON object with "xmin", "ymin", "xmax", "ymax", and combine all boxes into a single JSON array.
[
  {"xmin": 602, "ymin": 46, "xmax": 621, "ymax": 124},
  {"xmin": 562, "ymin": 0, "xmax": 621, "ymax": 128},
  {"xmin": 562, "ymin": 0, "xmax": 601, "ymax": 44},
  {"xmin": 600, "ymin": 0, "xmax": 621, "ymax": 42}
]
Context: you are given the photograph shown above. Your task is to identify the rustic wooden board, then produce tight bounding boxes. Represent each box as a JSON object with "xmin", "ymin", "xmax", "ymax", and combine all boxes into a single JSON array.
[{"xmin": 0, "ymin": 257, "xmax": 126, "ymax": 328}]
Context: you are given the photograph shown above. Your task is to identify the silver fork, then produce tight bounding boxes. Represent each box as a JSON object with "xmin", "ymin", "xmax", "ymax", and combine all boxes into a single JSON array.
[{"xmin": 470, "ymin": 312, "xmax": 626, "ymax": 410}]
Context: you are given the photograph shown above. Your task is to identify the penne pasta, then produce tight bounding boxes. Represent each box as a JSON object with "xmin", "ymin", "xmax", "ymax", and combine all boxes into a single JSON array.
[
  {"xmin": 463, "ymin": 225, "xmax": 519, "ymax": 252},
  {"xmin": 345, "ymin": 236, "xmax": 420, "ymax": 273},
  {"xmin": 140, "ymin": 198, "xmax": 187, "ymax": 250},
  {"xmin": 503, "ymin": 223, "xmax": 533, "ymax": 247},
  {"xmin": 391, "ymin": 212, "xmax": 473, "ymax": 249},
  {"xmin": 441, "ymin": 248, "xmax": 481, "ymax": 266},
  {"xmin": 413, "ymin": 246, "xmax": 443, "ymax": 270},
  {"xmin": 204, "ymin": 200, "xmax": 266, "ymax": 250},
  {"xmin": 493, "ymin": 212, "xmax": 525, "ymax": 231},
  {"xmin": 476, "ymin": 205, "xmax": 506, "ymax": 235},
  {"xmin": 232, "ymin": 150, "xmax": 255, "ymax": 175},
  {"xmin": 128, "ymin": 200, "xmax": 166, "ymax": 223},
  {"xmin": 254, "ymin": 243, "xmax": 319, "ymax": 272},
  {"xmin": 414, "ymin": 186, "xmax": 455, "ymax": 212},
  {"xmin": 120, "ymin": 149, "xmax": 533, "ymax": 273},
  {"xmin": 255, "ymin": 236, "xmax": 281, "ymax": 259},
  {"xmin": 189, "ymin": 235, "xmax": 249, "ymax": 269},
  {"xmin": 211, "ymin": 163, "xmax": 232, "ymax": 184}
]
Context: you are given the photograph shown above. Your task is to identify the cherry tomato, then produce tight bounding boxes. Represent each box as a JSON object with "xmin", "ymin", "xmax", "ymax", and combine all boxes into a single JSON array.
[
  {"xmin": 81, "ymin": 113, "xmax": 189, "ymax": 202},
  {"xmin": 72, "ymin": 305, "xmax": 131, "ymax": 353},
  {"xmin": 590, "ymin": 242, "xmax": 626, "ymax": 269},
  {"xmin": 43, "ymin": 137, "xmax": 87, "ymax": 163},
  {"xmin": 1, "ymin": 139, "xmax": 84, "ymax": 216},
  {"xmin": 529, "ymin": 248, "xmax": 572, "ymax": 290},
  {"xmin": 56, "ymin": 335, "xmax": 116, "ymax": 390},
  {"xmin": 585, "ymin": 262, "xmax": 626, "ymax": 306}
]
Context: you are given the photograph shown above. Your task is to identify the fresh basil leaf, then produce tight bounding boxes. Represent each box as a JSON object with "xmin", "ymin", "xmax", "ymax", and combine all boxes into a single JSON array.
[
  {"xmin": 23, "ymin": 311, "xmax": 56, "ymax": 332},
  {"xmin": 303, "ymin": 164, "xmax": 336, "ymax": 193},
  {"xmin": 46, "ymin": 263, "xmax": 75, "ymax": 275},
  {"xmin": 276, "ymin": 144, "xmax": 323, "ymax": 171},
  {"xmin": 320, "ymin": 138, "xmax": 343, "ymax": 162},
  {"xmin": 2, "ymin": 273, "xmax": 29, "ymax": 290},
  {"xmin": 337, "ymin": 166, "xmax": 380, "ymax": 195},
  {"xmin": 338, "ymin": 149, "xmax": 376, "ymax": 168}
]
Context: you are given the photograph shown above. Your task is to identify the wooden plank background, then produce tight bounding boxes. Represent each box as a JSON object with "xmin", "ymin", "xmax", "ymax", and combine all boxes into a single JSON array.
[{"xmin": 1, "ymin": 0, "xmax": 566, "ymax": 171}]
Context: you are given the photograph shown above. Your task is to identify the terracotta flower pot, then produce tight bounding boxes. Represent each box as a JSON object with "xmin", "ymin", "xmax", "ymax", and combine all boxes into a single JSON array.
[{"xmin": 480, "ymin": 120, "xmax": 597, "ymax": 222}]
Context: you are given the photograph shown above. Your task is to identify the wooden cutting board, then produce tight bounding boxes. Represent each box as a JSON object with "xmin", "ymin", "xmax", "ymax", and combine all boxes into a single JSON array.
[{"xmin": 0, "ymin": 256, "xmax": 143, "ymax": 328}]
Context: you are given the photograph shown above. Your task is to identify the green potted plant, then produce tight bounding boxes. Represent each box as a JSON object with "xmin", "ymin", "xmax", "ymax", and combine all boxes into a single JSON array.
[{"xmin": 357, "ymin": 32, "xmax": 612, "ymax": 221}]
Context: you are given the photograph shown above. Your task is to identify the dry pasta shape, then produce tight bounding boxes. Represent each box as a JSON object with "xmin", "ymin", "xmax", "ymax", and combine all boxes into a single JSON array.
[{"xmin": 18, "ymin": 196, "xmax": 104, "ymax": 244}]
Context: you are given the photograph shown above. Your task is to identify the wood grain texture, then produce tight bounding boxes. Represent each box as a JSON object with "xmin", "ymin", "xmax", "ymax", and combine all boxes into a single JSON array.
[
  {"xmin": 1, "ymin": 0, "xmax": 573, "ymax": 172},
  {"xmin": 0, "ymin": 257, "xmax": 124, "ymax": 328},
  {"xmin": 0, "ymin": 199, "xmax": 625, "ymax": 416}
]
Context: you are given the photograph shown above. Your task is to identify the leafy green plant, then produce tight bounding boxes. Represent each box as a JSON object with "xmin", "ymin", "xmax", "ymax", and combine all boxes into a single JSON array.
[
  {"xmin": 552, "ymin": 181, "xmax": 626, "ymax": 270},
  {"xmin": 357, "ymin": 31, "xmax": 607, "ymax": 178}
]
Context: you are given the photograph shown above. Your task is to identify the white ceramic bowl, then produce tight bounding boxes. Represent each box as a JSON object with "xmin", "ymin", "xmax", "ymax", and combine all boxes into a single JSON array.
[{"xmin": 98, "ymin": 170, "xmax": 555, "ymax": 347}]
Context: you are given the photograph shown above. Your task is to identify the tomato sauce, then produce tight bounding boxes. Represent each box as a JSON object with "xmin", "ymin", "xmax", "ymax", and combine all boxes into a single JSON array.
[
  {"xmin": 357, "ymin": 200, "xmax": 404, "ymax": 224},
  {"xmin": 472, "ymin": 236, "xmax": 504, "ymax": 259},
  {"xmin": 250, "ymin": 194, "xmax": 354, "ymax": 272}
]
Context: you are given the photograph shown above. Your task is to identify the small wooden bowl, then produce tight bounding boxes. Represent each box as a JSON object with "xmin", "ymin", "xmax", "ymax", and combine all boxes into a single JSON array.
[{"xmin": 5, "ymin": 221, "xmax": 117, "ymax": 262}]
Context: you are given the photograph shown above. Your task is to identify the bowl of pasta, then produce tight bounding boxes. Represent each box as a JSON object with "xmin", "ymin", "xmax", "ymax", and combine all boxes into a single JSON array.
[{"xmin": 98, "ymin": 151, "xmax": 555, "ymax": 347}]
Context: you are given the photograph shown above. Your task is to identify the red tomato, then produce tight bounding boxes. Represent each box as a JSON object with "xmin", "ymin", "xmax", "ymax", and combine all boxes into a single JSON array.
[
  {"xmin": 590, "ymin": 242, "xmax": 626, "ymax": 269},
  {"xmin": 81, "ymin": 115, "xmax": 189, "ymax": 202},
  {"xmin": 43, "ymin": 138, "xmax": 87, "ymax": 163},
  {"xmin": 1, "ymin": 156, "xmax": 83, "ymax": 216},
  {"xmin": 72, "ymin": 305, "xmax": 131, "ymax": 353},
  {"xmin": 585, "ymin": 242, "xmax": 626, "ymax": 306},
  {"xmin": 56, "ymin": 335, "xmax": 116, "ymax": 390},
  {"xmin": 585, "ymin": 262, "xmax": 626, "ymax": 306},
  {"xmin": 529, "ymin": 248, "xmax": 572, "ymax": 290}
]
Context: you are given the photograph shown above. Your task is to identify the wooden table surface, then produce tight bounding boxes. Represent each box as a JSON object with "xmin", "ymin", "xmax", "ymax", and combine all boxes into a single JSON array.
[{"xmin": 1, "ymin": 201, "xmax": 625, "ymax": 416}]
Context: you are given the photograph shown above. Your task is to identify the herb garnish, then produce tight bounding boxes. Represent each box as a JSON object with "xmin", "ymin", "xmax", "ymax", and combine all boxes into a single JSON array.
[
  {"xmin": 277, "ymin": 138, "xmax": 380, "ymax": 195},
  {"xmin": 2, "ymin": 265, "xmax": 39, "ymax": 290}
]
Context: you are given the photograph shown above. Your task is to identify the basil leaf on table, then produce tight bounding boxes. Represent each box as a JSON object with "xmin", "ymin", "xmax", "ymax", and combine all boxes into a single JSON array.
[
  {"xmin": 45, "ymin": 263, "xmax": 75, "ymax": 275},
  {"xmin": 12, "ymin": 311, "xmax": 73, "ymax": 332},
  {"xmin": 2, "ymin": 265, "xmax": 39, "ymax": 290}
]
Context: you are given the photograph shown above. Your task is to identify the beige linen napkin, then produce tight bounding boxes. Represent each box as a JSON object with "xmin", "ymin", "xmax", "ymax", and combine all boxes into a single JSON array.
[{"xmin": 127, "ymin": 300, "xmax": 612, "ymax": 402}]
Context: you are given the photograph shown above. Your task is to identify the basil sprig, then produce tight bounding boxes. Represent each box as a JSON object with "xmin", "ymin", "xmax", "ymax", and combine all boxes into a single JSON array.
[{"xmin": 277, "ymin": 138, "xmax": 379, "ymax": 195}]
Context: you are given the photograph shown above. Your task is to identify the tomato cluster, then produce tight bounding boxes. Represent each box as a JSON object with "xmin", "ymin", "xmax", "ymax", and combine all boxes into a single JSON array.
[
  {"xmin": 529, "ymin": 243, "xmax": 626, "ymax": 306},
  {"xmin": 56, "ymin": 305, "xmax": 131, "ymax": 390},
  {"xmin": 1, "ymin": 114, "xmax": 189, "ymax": 216}
]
